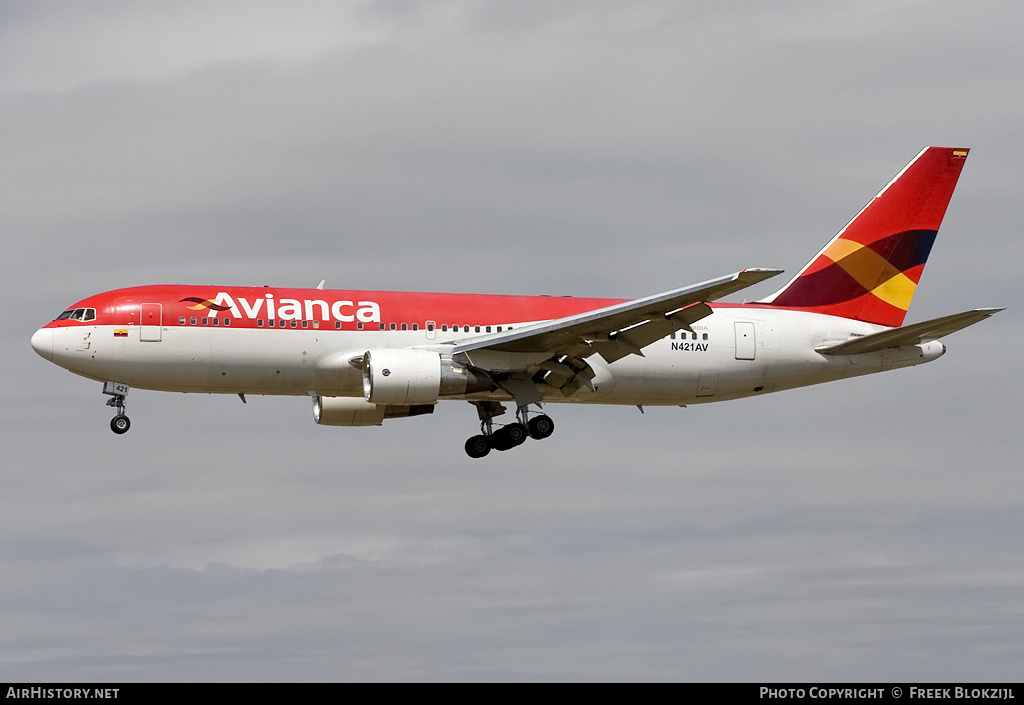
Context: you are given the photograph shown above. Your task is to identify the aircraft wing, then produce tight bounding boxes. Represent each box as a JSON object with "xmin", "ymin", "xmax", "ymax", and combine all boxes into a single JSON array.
[
  {"xmin": 452, "ymin": 268, "xmax": 783, "ymax": 364},
  {"xmin": 817, "ymin": 308, "xmax": 1003, "ymax": 355}
]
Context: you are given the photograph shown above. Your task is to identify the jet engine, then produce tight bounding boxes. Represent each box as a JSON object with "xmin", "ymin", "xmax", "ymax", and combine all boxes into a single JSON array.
[
  {"xmin": 361, "ymin": 349, "xmax": 493, "ymax": 405},
  {"xmin": 311, "ymin": 395, "xmax": 434, "ymax": 426}
]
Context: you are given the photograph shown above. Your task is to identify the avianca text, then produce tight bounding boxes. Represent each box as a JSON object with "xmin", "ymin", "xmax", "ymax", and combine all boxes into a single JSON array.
[{"xmin": 210, "ymin": 292, "xmax": 381, "ymax": 322}]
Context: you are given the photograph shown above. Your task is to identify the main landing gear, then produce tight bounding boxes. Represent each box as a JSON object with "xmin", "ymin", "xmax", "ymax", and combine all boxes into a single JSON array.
[
  {"xmin": 464, "ymin": 401, "xmax": 555, "ymax": 458},
  {"xmin": 103, "ymin": 381, "xmax": 131, "ymax": 435}
]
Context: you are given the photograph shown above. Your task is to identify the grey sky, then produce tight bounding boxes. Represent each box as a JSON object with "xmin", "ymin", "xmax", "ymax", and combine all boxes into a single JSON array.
[{"xmin": 2, "ymin": 0, "xmax": 1021, "ymax": 681}]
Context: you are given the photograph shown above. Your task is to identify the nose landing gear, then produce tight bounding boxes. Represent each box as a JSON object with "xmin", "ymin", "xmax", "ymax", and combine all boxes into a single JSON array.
[
  {"xmin": 110, "ymin": 411, "xmax": 130, "ymax": 434},
  {"xmin": 103, "ymin": 381, "xmax": 131, "ymax": 435},
  {"xmin": 464, "ymin": 401, "xmax": 554, "ymax": 458}
]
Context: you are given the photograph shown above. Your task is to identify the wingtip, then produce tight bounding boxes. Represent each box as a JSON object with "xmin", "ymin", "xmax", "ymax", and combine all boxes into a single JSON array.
[{"xmin": 740, "ymin": 268, "xmax": 785, "ymax": 278}]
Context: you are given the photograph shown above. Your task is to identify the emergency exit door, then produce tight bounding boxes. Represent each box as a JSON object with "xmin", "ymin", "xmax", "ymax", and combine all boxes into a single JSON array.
[{"xmin": 734, "ymin": 321, "xmax": 755, "ymax": 360}]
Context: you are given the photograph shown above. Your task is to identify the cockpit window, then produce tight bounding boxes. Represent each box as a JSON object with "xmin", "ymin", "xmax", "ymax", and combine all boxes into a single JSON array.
[{"xmin": 55, "ymin": 308, "xmax": 96, "ymax": 322}]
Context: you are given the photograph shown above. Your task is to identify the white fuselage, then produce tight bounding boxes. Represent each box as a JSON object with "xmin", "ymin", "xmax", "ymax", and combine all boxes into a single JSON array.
[{"xmin": 36, "ymin": 305, "xmax": 944, "ymax": 407}]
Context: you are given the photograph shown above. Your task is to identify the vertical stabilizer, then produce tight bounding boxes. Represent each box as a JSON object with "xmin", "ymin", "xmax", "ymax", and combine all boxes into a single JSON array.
[{"xmin": 761, "ymin": 147, "xmax": 969, "ymax": 327}]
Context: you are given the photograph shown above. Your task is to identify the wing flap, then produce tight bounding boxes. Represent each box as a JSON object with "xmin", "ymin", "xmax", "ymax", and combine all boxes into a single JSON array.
[
  {"xmin": 817, "ymin": 308, "xmax": 1003, "ymax": 355},
  {"xmin": 586, "ymin": 301, "xmax": 715, "ymax": 363}
]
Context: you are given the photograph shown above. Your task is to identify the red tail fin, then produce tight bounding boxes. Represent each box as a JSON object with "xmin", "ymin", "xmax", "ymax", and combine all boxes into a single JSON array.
[{"xmin": 762, "ymin": 147, "xmax": 969, "ymax": 327}]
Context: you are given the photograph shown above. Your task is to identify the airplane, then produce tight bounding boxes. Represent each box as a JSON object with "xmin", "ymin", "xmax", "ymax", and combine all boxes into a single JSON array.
[{"xmin": 30, "ymin": 147, "xmax": 1001, "ymax": 458}]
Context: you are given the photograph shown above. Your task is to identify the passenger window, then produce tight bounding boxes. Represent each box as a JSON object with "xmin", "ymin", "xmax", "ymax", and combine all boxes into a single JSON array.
[
  {"xmin": 257, "ymin": 319, "xmax": 264, "ymax": 327},
  {"xmin": 357, "ymin": 322, "xmax": 363, "ymax": 330},
  {"xmin": 289, "ymin": 320, "xmax": 296, "ymax": 328},
  {"xmin": 401, "ymin": 323, "xmax": 408, "ymax": 331},
  {"xmin": 412, "ymin": 323, "xmax": 418, "ymax": 331},
  {"xmin": 224, "ymin": 318, "xmax": 231, "ymax": 326},
  {"xmin": 379, "ymin": 323, "xmax": 385, "ymax": 331},
  {"xmin": 212, "ymin": 318, "xmax": 219, "ymax": 326},
  {"xmin": 335, "ymin": 321, "xmax": 341, "ymax": 329},
  {"xmin": 486, "ymin": 326, "xmax": 492, "ymax": 333},
  {"xmin": 202, "ymin": 318, "xmax": 208, "ymax": 325},
  {"xmin": 442, "ymin": 325, "xmax": 448, "ymax": 332},
  {"xmin": 279, "ymin": 320, "xmax": 286, "ymax": 328},
  {"xmin": 179, "ymin": 317, "xmax": 186, "ymax": 325},
  {"xmin": 702, "ymin": 333, "xmax": 708, "ymax": 340},
  {"xmin": 302, "ymin": 321, "xmax": 309, "ymax": 329},
  {"xmin": 191, "ymin": 317, "xmax": 197, "ymax": 325}
]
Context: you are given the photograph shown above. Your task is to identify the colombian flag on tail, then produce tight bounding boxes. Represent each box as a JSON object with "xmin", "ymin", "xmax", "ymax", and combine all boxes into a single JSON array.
[{"xmin": 762, "ymin": 147, "xmax": 969, "ymax": 328}]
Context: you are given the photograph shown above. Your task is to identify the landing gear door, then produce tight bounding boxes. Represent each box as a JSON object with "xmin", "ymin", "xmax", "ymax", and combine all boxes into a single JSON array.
[{"xmin": 140, "ymin": 303, "xmax": 162, "ymax": 342}]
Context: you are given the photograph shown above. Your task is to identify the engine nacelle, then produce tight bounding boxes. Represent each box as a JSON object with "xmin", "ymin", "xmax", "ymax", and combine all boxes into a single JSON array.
[
  {"xmin": 362, "ymin": 349, "xmax": 493, "ymax": 405},
  {"xmin": 362, "ymin": 348, "xmax": 442, "ymax": 405},
  {"xmin": 312, "ymin": 396, "xmax": 386, "ymax": 426},
  {"xmin": 312, "ymin": 395, "xmax": 435, "ymax": 426}
]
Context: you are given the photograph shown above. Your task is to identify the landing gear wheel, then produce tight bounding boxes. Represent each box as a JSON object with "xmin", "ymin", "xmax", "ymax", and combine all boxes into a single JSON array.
[
  {"xmin": 110, "ymin": 414, "xmax": 131, "ymax": 435},
  {"xmin": 492, "ymin": 423, "xmax": 527, "ymax": 451},
  {"xmin": 528, "ymin": 414, "xmax": 554, "ymax": 440},
  {"xmin": 505, "ymin": 422, "xmax": 528, "ymax": 447},
  {"xmin": 465, "ymin": 435, "xmax": 491, "ymax": 458},
  {"xmin": 490, "ymin": 427, "xmax": 511, "ymax": 451},
  {"xmin": 466, "ymin": 401, "xmax": 535, "ymax": 456}
]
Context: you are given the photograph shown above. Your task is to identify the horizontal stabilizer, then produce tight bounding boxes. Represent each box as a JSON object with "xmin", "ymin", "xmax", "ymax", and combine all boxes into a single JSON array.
[{"xmin": 817, "ymin": 308, "xmax": 1003, "ymax": 355}]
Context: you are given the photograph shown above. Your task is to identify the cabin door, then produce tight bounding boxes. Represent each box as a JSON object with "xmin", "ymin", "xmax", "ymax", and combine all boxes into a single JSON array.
[{"xmin": 140, "ymin": 304, "xmax": 162, "ymax": 342}]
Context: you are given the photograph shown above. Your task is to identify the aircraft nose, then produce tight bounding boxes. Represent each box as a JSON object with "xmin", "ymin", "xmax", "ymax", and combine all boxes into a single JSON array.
[{"xmin": 31, "ymin": 327, "xmax": 53, "ymax": 361}]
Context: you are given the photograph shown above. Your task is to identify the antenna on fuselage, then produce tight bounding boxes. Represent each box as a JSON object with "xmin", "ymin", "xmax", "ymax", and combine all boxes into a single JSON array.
[{"xmin": 316, "ymin": 280, "xmax": 326, "ymax": 290}]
